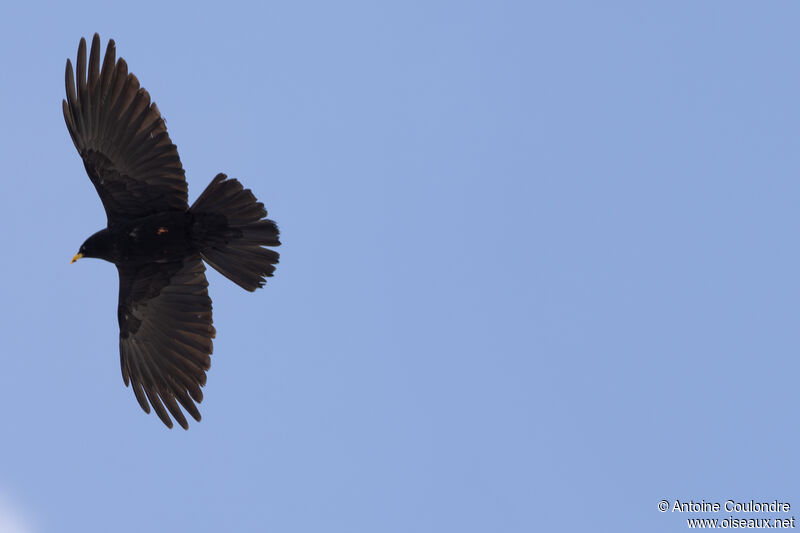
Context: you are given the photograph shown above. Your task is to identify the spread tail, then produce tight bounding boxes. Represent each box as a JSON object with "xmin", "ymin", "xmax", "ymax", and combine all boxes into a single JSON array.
[{"xmin": 190, "ymin": 173, "xmax": 280, "ymax": 291}]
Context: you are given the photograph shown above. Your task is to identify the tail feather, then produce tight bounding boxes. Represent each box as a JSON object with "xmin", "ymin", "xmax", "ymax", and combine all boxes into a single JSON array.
[{"xmin": 190, "ymin": 173, "xmax": 280, "ymax": 291}]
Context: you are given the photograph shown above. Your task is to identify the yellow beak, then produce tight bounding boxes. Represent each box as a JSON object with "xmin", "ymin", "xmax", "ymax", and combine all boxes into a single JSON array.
[{"xmin": 71, "ymin": 253, "xmax": 83, "ymax": 264}]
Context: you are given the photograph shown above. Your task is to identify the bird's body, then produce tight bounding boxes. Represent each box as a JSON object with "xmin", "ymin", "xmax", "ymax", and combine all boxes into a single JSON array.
[
  {"xmin": 64, "ymin": 34, "xmax": 280, "ymax": 429},
  {"xmin": 81, "ymin": 212, "xmax": 195, "ymax": 264}
]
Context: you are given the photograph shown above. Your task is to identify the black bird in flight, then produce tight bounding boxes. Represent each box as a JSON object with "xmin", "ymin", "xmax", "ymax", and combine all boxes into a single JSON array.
[{"xmin": 63, "ymin": 34, "xmax": 281, "ymax": 429}]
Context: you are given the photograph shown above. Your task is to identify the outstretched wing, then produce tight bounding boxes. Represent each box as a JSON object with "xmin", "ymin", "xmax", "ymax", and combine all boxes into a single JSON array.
[
  {"xmin": 117, "ymin": 256, "xmax": 215, "ymax": 429},
  {"xmin": 63, "ymin": 33, "xmax": 188, "ymax": 223}
]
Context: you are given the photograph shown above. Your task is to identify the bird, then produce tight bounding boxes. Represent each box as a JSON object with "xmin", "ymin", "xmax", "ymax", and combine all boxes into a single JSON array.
[{"xmin": 63, "ymin": 34, "xmax": 281, "ymax": 429}]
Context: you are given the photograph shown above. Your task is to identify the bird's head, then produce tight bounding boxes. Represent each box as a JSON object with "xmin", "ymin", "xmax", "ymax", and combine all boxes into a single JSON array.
[{"xmin": 71, "ymin": 229, "xmax": 113, "ymax": 264}]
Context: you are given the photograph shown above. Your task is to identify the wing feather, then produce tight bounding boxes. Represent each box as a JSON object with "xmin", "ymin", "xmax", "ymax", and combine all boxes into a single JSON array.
[
  {"xmin": 63, "ymin": 34, "xmax": 188, "ymax": 222},
  {"xmin": 117, "ymin": 256, "xmax": 215, "ymax": 429}
]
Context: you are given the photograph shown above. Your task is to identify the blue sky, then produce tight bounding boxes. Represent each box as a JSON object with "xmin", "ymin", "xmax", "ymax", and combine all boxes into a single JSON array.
[{"xmin": 0, "ymin": 1, "xmax": 798, "ymax": 532}]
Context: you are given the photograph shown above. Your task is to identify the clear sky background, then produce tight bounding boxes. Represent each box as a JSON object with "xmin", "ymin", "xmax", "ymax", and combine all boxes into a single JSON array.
[{"xmin": 0, "ymin": 1, "xmax": 798, "ymax": 532}]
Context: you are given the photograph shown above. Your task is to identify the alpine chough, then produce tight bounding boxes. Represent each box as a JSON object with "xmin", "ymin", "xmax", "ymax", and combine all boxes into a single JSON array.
[{"xmin": 63, "ymin": 34, "xmax": 281, "ymax": 429}]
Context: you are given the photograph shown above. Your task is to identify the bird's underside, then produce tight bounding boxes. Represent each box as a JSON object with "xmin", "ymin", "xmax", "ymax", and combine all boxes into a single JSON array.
[{"xmin": 64, "ymin": 34, "xmax": 280, "ymax": 429}]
